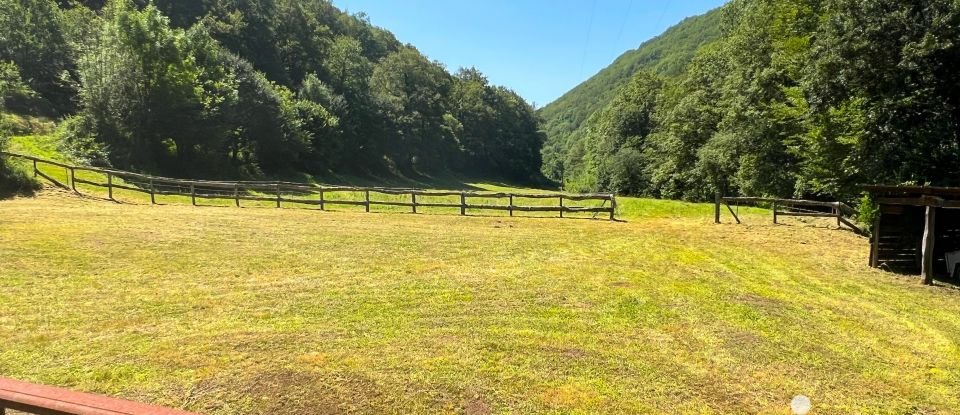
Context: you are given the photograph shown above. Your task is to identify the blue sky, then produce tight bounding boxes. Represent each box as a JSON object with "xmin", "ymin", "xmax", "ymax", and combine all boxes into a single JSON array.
[{"xmin": 332, "ymin": 0, "xmax": 727, "ymax": 107}]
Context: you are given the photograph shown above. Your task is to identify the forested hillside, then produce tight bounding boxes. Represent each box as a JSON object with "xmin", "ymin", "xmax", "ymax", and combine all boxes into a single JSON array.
[
  {"xmin": 0, "ymin": 0, "xmax": 544, "ymax": 182},
  {"xmin": 545, "ymin": 0, "xmax": 960, "ymax": 202},
  {"xmin": 539, "ymin": 8, "xmax": 723, "ymax": 180}
]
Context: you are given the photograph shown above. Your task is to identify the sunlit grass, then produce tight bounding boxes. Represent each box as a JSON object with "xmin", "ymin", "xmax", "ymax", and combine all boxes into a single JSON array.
[
  {"xmin": 1, "ymin": 191, "xmax": 959, "ymax": 414},
  {"xmin": 7, "ymin": 134, "xmax": 64, "ymax": 162}
]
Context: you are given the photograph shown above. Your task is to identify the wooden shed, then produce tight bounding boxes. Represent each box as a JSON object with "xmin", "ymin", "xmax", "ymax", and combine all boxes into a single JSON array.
[{"xmin": 865, "ymin": 186, "xmax": 960, "ymax": 284}]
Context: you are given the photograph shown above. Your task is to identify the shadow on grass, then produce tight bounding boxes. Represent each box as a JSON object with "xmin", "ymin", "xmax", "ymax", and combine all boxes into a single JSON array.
[
  {"xmin": 931, "ymin": 277, "xmax": 960, "ymax": 290},
  {"xmin": 310, "ymin": 166, "xmax": 556, "ymax": 192},
  {"xmin": 313, "ymin": 171, "xmax": 488, "ymax": 191},
  {"xmin": 873, "ymin": 262, "xmax": 960, "ymax": 290},
  {"xmin": 0, "ymin": 168, "xmax": 40, "ymax": 200}
]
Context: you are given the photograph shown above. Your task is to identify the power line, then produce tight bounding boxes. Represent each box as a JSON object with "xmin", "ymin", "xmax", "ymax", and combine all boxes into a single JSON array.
[
  {"xmin": 612, "ymin": 0, "xmax": 634, "ymax": 54},
  {"xmin": 578, "ymin": 0, "xmax": 599, "ymax": 77},
  {"xmin": 654, "ymin": 0, "xmax": 672, "ymax": 32}
]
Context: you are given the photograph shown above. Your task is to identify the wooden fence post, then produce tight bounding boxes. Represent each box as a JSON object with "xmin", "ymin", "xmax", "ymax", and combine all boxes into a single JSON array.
[
  {"xmin": 412, "ymin": 193, "xmax": 417, "ymax": 213},
  {"xmin": 319, "ymin": 189, "xmax": 325, "ymax": 211},
  {"xmin": 107, "ymin": 172, "xmax": 113, "ymax": 200},
  {"xmin": 32, "ymin": 159, "xmax": 37, "ymax": 177},
  {"xmin": 714, "ymin": 192, "xmax": 721, "ymax": 224},
  {"xmin": 772, "ymin": 200, "xmax": 778, "ymax": 224},
  {"xmin": 234, "ymin": 184, "xmax": 240, "ymax": 208},
  {"xmin": 275, "ymin": 183, "xmax": 281, "ymax": 208},
  {"xmin": 609, "ymin": 194, "xmax": 617, "ymax": 221},
  {"xmin": 70, "ymin": 167, "xmax": 76, "ymax": 192},
  {"xmin": 460, "ymin": 193, "xmax": 466, "ymax": 216},
  {"xmin": 150, "ymin": 179, "xmax": 156, "ymax": 204},
  {"xmin": 834, "ymin": 202, "xmax": 841, "ymax": 227},
  {"xmin": 870, "ymin": 213, "xmax": 881, "ymax": 267},
  {"xmin": 922, "ymin": 205, "xmax": 936, "ymax": 285},
  {"xmin": 559, "ymin": 195, "xmax": 564, "ymax": 218},
  {"xmin": 509, "ymin": 195, "xmax": 514, "ymax": 217},
  {"xmin": 365, "ymin": 190, "xmax": 370, "ymax": 213},
  {"xmin": 190, "ymin": 183, "xmax": 196, "ymax": 206}
]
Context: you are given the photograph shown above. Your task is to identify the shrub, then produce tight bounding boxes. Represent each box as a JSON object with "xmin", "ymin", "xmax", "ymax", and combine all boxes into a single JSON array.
[{"xmin": 0, "ymin": 135, "xmax": 40, "ymax": 198}]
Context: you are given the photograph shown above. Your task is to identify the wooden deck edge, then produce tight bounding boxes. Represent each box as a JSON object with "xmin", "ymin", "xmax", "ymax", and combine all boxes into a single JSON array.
[{"xmin": 0, "ymin": 377, "xmax": 198, "ymax": 415}]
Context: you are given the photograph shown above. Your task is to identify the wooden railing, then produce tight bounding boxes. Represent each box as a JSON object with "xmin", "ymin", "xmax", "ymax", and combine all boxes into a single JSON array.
[
  {"xmin": 0, "ymin": 376, "xmax": 197, "ymax": 415},
  {"xmin": 714, "ymin": 194, "xmax": 865, "ymax": 234},
  {"xmin": 2, "ymin": 152, "xmax": 617, "ymax": 220}
]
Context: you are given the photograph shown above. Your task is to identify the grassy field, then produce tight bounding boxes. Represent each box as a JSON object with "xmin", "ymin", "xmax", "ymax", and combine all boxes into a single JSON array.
[{"xmin": 2, "ymin": 188, "xmax": 960, "ymax": 414}]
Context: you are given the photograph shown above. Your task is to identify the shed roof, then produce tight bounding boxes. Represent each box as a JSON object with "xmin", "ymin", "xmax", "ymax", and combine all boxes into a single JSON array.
[{"xmin": 864, "ymin": 185, "xmax": 960, "ymax": 199}]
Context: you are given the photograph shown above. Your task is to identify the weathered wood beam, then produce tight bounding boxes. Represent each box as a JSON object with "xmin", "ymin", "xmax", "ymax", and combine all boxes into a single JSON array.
[
  {"xmin": 775, "ymin": 212, "xmax": 837, "ymax": 218},
  {"xmin": 877, "ymin": 196, "xmax": 945, "ymax": 207},
  {"xmin": 922, "ymin": 205, "xmax": 936, "ymax": 285},
  {"xmin": 724, "ymin": 202, "xmax": 741, "ymax": 224},
  {"xmin": 870, "ymin": 213, "xmax": 880, "ymax": 267},
  {"xmin": 722, "ymin": 197, "xmax": 838, "ymax": 208},
  {"xmin": 714, "ymin": 193, "xmax": 721, "ymax": 224}
]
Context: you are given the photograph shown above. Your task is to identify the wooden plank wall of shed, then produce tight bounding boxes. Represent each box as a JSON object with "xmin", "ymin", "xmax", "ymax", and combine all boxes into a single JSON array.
[
  {"xmin": 875, "ymin": 204, "xmax": 960, "ymax": 277},
  {"xmin": 875, "ymin": 205, "xmax": 923, "ymax": 273}
]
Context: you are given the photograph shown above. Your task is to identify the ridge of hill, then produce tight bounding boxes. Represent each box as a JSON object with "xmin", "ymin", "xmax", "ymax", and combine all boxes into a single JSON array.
[{"xmin": 538, "ymin": 7, "xmax": 724, "ymax": 174}]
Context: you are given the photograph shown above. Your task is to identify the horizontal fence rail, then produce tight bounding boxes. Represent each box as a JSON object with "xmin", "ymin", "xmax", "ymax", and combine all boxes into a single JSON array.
[
  {"xmin": 714, "ymin": 194, "xmax": 864, "ymax": 235},
  {"xmin": 3, "ymin": 152, "xmax": 617, "ymax": 220},
  {"xmin": 0, "ymin": 376, "xmax": 197, "ymax": 415}
]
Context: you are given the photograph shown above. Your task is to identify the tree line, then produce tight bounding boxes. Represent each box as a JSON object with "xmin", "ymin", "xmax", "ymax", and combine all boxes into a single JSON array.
[
  {"xmin": 0, "ymin": 0, "xmax": 545, "ymax": 182},
  {"xmin": 545, "ymin": 0, "xmax": 960, "ymax": 202}
]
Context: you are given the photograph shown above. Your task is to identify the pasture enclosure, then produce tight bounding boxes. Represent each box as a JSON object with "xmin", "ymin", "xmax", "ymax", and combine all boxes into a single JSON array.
[
  {"xmin": 3, "ymin": 152, "xmax": 616, "ymax": 220},
  {"xmin": 714, "ymin": 194, "xmax": 865, "ymax": 234}
]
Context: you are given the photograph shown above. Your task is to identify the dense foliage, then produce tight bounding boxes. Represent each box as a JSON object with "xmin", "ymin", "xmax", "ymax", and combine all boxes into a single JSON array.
[
  {"xmin": 545, "ymin": 0, "xmax": 960, "ymax": 202},
  {"xmin": 0, "ymin": 0, "xmax": 544, "ymax": 181}
]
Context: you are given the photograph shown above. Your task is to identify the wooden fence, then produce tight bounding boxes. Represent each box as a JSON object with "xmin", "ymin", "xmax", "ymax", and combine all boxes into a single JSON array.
[
  {"xmin": 3, "ymin": 152, "xmax": 617, "ymax": 220},
  {"xmin": 714, "ymin": 194, "xmax": 865, "ymax": 234}
]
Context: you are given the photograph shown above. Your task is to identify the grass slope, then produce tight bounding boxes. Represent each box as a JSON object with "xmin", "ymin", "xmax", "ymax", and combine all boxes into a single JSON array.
[
  {"xmin": 2, "ymin": 191, "xmax": 959, "ymax": 414},
  {"xmin": 3, "ymin": 132, "xmax": 544, "ymax": 193}
]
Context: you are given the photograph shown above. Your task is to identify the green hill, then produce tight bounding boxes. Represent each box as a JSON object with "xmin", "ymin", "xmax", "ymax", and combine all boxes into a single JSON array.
[
  {"xmin": 539, "ymin": 7, "xmax": 724, "ymax": 178},
  {"xmin": 540, "ymin": 0, "xmax": 960, "ymax": 202},
  {"xmin": 0, "ymin": 0, "xmax": 544, "ymax": 185}
]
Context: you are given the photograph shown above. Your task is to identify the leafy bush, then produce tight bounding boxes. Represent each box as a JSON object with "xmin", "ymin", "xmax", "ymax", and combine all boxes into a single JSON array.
[
  {"xmin": 0, "ymin": 134, "xmax": 40, "ymax": 198},
  {"xmin": 607, "ymin": 148, "xmax": 647, "ymax": 195},
  {"xmin": 58, "ymin": 115, "xmax": 110, "ymax": 166},
  {"xmin": 857, "ymin": 192, "xmax": 880, "ymax": 234}
]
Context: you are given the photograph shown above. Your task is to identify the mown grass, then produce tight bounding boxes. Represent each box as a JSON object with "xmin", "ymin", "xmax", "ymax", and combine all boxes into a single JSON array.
[{"xmin": 1, "ymin": 189, "xmax": 959, "ymax": 414}]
